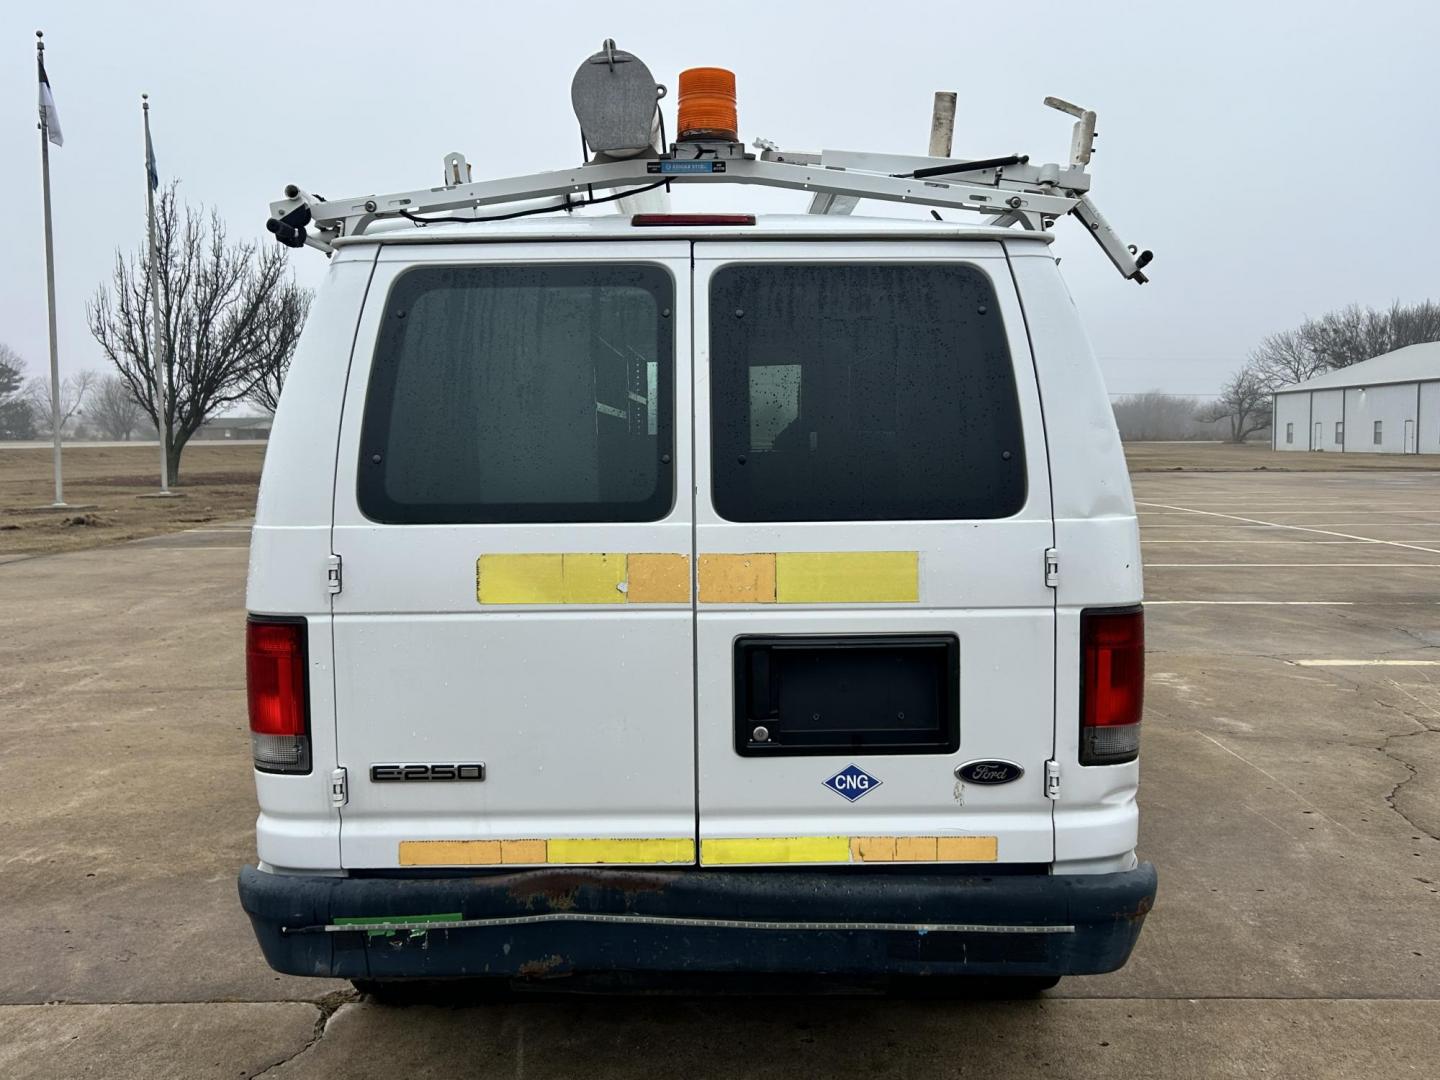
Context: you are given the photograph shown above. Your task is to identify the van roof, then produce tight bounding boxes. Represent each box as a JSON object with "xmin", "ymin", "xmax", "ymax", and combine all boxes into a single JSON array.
[{"xmin": 333, "ymin": 213, "xmax": 1059, "ymax": 249}]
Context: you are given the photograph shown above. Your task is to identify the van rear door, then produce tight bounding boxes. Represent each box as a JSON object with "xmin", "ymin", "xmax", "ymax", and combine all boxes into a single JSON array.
[
  {"xmin": 330, "ymin": 241, "xmax": 696, "ymax": 870},
  {"xmin": 692, "ymin": 241, "xmax": 1056, "ymax": 866}
]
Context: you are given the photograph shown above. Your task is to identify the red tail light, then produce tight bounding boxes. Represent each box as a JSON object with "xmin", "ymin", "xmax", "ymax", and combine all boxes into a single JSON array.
[
  {"xmin": 1080, "ymin": 606, "xmax": 1144, "ymax": 765},
  {"xmin": 246, "ymin": 616, "xmax": 311, "ymax": 773}
]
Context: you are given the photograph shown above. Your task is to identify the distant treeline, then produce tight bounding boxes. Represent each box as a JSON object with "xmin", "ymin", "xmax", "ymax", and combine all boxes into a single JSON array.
[{"xmin": 1112, "ymin": 391, "xmax": 1233, "ymax": 442}]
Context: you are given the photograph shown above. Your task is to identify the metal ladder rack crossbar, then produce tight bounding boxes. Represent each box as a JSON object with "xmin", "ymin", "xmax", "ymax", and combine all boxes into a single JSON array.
[{"xmin": 269, "ymin": 133, "xmax": 1151, "ymax": 283}]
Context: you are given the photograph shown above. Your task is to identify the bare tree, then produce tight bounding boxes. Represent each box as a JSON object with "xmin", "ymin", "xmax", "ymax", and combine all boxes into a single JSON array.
[
  {"xmin": 87, "ymin": 184, "xmax": 309, "ymax": 484},
  {"xmin": 0, "ymin": 343, "xmax": 36, "ymax": 440},
  {"xmin": 24, "ymin": 369, "xmax": 98, "ymax": 438},
  {"xmin": 1384, "ymin": 299, "xmax": 1440, "ymax": 349},
  {"xmin": 1249, "ymin": 327, "xmax": 1329, "ymax": 388},
  {"xmin": 1252, "ymin": 299, "xmax": 1440, "ymax": 388},
  {"xmin": 244, "ymin": 282, "xmax": 312, "ymax": 413},
  {"xmin": 1305, "ymin": 300, "xmax": 1440, "ymax": 369},
  {"xmin": 1196, "ymin": 364, "xmax": 1273, "ymax": 443},
  {"xmin": 88, "ymin": 374, "xmax": 147, "ymax": 440},
  {"xmin": 1303, "ymin": 304, "xmax": 1394, "ymax": 370}
]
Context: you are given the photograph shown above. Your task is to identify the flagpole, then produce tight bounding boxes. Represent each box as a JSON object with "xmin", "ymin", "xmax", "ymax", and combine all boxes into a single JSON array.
[
  {"xmin": 142, "ymin": 94, "xmax": 173, "ymax": 494},
  {"xmin": 36, "ymin": 30, "xmax": 67, "ymax": 507}
]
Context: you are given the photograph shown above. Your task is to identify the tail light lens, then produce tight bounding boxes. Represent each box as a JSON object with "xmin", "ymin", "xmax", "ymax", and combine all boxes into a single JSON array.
[
  {"xmin": 246, "ymin": 616, "xmax": 311, "ymax": 774},
  {"xmin": 1080, "ymin": 606, "xmax": 1144, "ymax": 765}
]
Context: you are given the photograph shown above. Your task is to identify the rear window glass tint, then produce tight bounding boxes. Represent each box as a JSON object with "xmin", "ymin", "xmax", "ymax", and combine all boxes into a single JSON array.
[
  {"xmin": 708, "ymin": 263, "xmax": 1025, "ymax": 522},
  {"xmin": 358, "ymin": 264, "xmax": 673, "ymax": 524}
]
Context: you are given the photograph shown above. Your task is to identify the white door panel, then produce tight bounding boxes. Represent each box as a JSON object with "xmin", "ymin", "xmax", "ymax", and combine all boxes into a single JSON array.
[
  {"xmin": 331, "ymin": 241, "xmax": 695, "ymax": 869},
  {"xmin": 692, "ymin": 243, "xmax": 1056, "ymax": 865}
]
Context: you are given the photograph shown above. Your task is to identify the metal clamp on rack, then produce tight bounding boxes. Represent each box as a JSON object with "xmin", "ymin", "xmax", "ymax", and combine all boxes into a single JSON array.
[{"xmin": 266, "ymin": 42, "xmax": 1152, "ymax": 283}]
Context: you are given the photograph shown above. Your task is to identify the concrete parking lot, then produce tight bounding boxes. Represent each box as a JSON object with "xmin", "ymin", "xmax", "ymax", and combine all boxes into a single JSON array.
[{"xmin": 2, "ymin": 467, "xmax": 1438, "ymax": 1078}]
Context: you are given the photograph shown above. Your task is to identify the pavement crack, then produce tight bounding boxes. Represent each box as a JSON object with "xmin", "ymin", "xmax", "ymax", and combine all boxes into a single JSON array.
[
  {"xmin": 1372, "ymin": 691, "xmax": 1440, "ymax": 843},
  {"xmin": 1385, "ymin": 626, "xmax": 1440, "ymax": 652},
  {"xmin": 1378, "ymin": 729, "xmax": 1439, "ymax": 843},
  {"xmin": 250, "ymin": 989, "xmax": 356, "ymax": 1078},
  {"xmin": 1246, "ymin": 659, "xmax": 1439, "ymax": 842}
]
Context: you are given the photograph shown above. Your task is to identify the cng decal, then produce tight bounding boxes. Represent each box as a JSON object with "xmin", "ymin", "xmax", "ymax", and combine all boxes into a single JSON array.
[{"xmin": 823, "ymin": 764, "xmax": 882, "ymax": 803}]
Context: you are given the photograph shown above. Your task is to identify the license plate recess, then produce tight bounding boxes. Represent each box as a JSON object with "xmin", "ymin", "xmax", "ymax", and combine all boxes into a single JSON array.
[{"xmin": 733, "ymin": 634, "xmax": 960, "ymax": 757}]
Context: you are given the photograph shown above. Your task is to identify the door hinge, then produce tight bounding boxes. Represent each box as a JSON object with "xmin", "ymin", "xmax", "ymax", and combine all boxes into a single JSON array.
[
  {"xmin": 326, "ymin": 553, "xmax": 343, "ymax": 595},
  {"xmin": 330, "ymin": 767, "xmax": 348, "ymax": 807},
  {"xmin": 1044, "ymin": 547, "xmax": 1059, "ymax": 588},
  {"xmin": 1044, "ymin": 759, "xmax": 1061, "ymax": 799}
]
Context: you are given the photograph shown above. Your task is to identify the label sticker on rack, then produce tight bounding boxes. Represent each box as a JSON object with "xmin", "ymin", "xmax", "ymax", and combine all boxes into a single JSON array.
[
  {"xmin": 648, "ymin": 160, "xmax": 727, "ymax": 174},
  {"xmin": 823, "ymin": 764, "xmax": 882, "ymax": 803}
]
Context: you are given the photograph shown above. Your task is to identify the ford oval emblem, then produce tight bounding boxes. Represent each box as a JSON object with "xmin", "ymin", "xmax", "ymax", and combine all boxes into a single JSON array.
[{"xmin": 956, "ymin": 760, "xmax": 1025, "ymax": 785}]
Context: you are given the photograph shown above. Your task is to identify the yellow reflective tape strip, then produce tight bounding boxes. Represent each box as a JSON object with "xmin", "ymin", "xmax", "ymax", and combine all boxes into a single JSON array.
[
  {"xmin": 627, "ymin": 553, "xmax": 691, "ymax": 603},
  {"xmin": 703, "ymin": 835, "xmax": 997, "ymax": 866},
  {"xmin": 399, "ymin": 840, "xmax": 504, "ymax": 867},
  {"xmin": 477, "ymin": 552, "xmax": 916, "ymax": 604},
  {"xmin": 400, "ymin": 837, "xmax": 695, "ymax": 866},
  {"xmin": 477, "ymin": 554, "xmax": 565, "ymax": 605},
  {"xmin": 404, "ymin": 835, "xmax": 996, "ymax": 866},
  {"xmin": 935, "ymin": 836, "xmax": 998, "ymax": 862},
  {"xmin": 545, "ymin": 837, "xmax": 695, "ymax": 864},
  {"xmin": 893, "ymin": 835, "xmax": 940, "ymax": 861},
  {"xmin": 500, "ymin": 838, "xmax": 547, "ymax": 864},
  {"xmin": 562, "ymin": 553, "xmax": 628, "ymax": 604},
  {"xmin": 697, "ymin": 553, "xmax": 776, "ymax": 603},
  {"xmin": 851, "ymin": 835, "xmax": 996, "ymax": 862},
  {"xmin": 850, "ymin": 835, "xmax": 898, "ymax": 862},
  {"xmin": 774, "ymin": 551, "xmax": 919, "ymax": 604},
  {"xmin": 475, "ymin": 554, "xmax": 691, "ymax": 605},
  {"xmin": 700, "ymin": 836, "xmax": 851, "ymax": 865}
]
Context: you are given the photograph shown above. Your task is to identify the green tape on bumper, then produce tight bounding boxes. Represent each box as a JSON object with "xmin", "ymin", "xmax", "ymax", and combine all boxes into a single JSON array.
[{"xmin": 334, "ymin": 912, "xmax": 462, "ymax": 939}]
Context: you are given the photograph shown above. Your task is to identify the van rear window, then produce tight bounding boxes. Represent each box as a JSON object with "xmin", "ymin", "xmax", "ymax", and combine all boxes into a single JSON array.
[
  {"xmin": 358, "ymin": 264, "xmax": 673, "ymax": 524},
  {"xmin": 708, "ymin": 263, "xmax": 1026, "ymax": 522}
]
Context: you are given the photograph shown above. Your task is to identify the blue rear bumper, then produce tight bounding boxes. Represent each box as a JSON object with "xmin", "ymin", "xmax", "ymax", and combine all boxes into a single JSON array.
[{"xmin": 239, "ymin": 863, "xmax": 1155, "ymax": 981}]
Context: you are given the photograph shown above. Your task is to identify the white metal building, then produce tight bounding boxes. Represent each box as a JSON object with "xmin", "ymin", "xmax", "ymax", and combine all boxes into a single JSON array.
[{"xmin": 1272, "ymin": 342, "xmax": 1440, "ymax": 454}]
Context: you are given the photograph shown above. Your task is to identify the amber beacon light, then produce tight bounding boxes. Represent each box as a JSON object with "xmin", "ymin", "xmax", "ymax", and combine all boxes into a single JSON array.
[{"xmin": 677, "ymin": 67, "xmax": 739, "ymax": 141}]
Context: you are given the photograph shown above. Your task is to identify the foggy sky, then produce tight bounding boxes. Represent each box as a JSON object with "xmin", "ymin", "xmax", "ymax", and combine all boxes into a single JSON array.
[{"xmin": 3, "ymin": 0, "xmax": 1438, "ymax": 402}]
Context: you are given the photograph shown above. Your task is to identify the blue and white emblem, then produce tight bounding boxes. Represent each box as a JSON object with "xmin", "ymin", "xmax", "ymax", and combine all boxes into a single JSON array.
[{"xmin": 823, "ymin": 764, "xmax": 882, "ymax": 803}]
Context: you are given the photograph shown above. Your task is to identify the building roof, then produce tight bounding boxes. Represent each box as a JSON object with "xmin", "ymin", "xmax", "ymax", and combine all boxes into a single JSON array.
[{"xmin": 1275, "ymin": 341, "xmax": 1440, "ymax": 394}]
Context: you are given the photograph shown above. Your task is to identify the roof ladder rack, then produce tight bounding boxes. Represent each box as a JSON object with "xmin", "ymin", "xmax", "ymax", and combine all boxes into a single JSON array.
[{"xmin": 265, "ymin": 46, "xmax": 1152, "ymax": 284}]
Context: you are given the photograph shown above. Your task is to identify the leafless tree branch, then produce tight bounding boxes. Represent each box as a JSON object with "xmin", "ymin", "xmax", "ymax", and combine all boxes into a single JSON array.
[
  {"xmin": 87, "ymin": 374, "xmax": 148, "ymax": 440},
  {"xmin": 23, "ymin": 369, "xmax": 98, "ymax": 437},
  {"xmin": 86, "ymin": 184, "xmax": 311, "ymax": 483},
  {"xmin": 1250, "ymin": 299, "xmax": 1440, "ymax": 390},
  {"xmin": 1197, "ymin": 364, "xmax": 1273, "ymax": 443}
]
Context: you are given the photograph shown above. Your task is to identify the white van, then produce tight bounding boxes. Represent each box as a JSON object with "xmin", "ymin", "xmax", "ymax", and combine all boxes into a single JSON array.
[{"xmin": 239, "ymin": 48, "xmax": 1156, "ymax": 995}]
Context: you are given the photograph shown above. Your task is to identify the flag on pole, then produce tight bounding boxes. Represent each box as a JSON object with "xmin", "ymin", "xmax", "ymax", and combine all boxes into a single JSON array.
[
  {"xmin": 145, "ymin": 117, "xmax": 159, "ymax": 191},
  {"xmin": 38, "ymin": 55, "xmax": 63, "ymax": 146}
]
